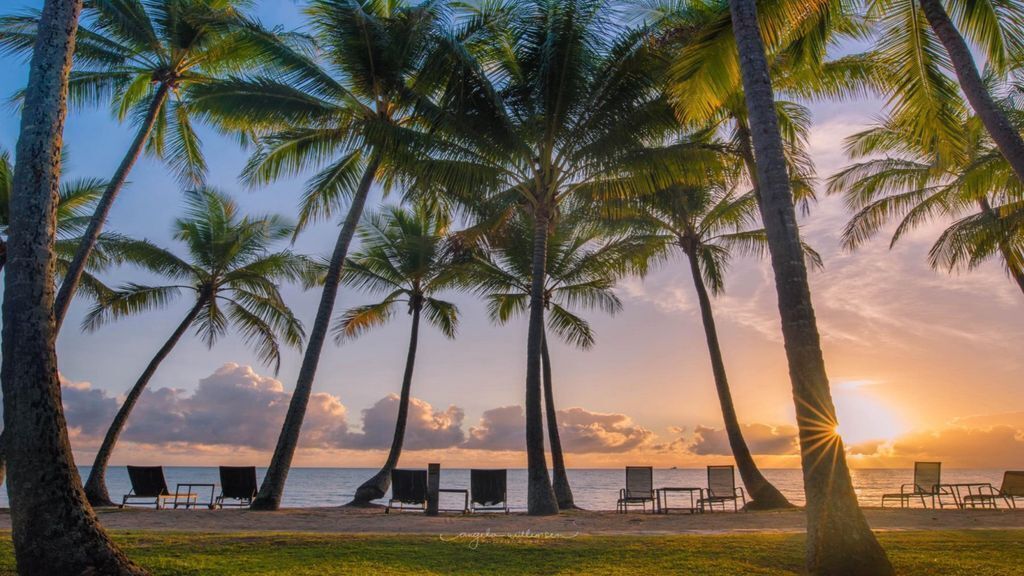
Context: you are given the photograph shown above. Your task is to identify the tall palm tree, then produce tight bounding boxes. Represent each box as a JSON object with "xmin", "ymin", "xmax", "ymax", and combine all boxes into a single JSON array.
[
  {"xmin": 830, "ymin": 106, "xmax": 1024, "ymax": 296},
  {"xmin": 81, "ymin": 189, "xmax": 313, "ymax": 507},
  {"xmin": 1, "ymin": 0, "xmax": 145, "ymax": 572},
  {"xmin": 470, "ymin": 214, "xmax": 637, "ymax": 510},
  {"xmin": 407, "ymin": 0, "xmax": 691, "ymax": 514},
  {"xmin": 338, "ymin": 204, "xmax": 461, "ymax": 506},
  {"xmin": 728, "ymin": 0, "xmax": 893, "ymax": 573},
  {"xmin": 621, "ymin": 180, "xmax": 820, "ymax": 509},
  {"xmin": 0, "ymin": 0, "xmax": 257, "ymax": 331},
  {"xmin": 188, "ymin": 0, "xmax": 448, "ymax": 510}
]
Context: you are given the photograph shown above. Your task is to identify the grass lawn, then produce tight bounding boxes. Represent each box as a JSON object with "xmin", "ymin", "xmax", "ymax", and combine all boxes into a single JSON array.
[{"xmin": 0, "ymin": 530, "xmax": 1020, "ymax": 575}]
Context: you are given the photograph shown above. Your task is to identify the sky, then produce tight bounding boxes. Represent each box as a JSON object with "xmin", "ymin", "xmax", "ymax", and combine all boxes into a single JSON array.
[{"xmin": 1, "ymin": 1, "xmax": 1022, "ymax": 471}]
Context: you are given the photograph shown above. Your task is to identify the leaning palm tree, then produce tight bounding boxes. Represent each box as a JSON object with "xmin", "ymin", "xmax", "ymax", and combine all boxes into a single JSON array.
[
  {"xmin": 830, "ymin": 106, "xmax": 1024, "ymax": 296},
  {"xmin": 469, "ymin": 213, "xmax": 638, "ymax": 510},
  {"xmin": 0, "ymin": 0, "xmax": 257, "ymax": 330},
  {"xmin": 339, "ymin": 204, "xmax": 461, "ymax": 506},
  {"xmin": 728, "ymin": 0, "xmax": 893, "ymax": 572},
  {"xmin": 188, "ymin": 0, "xmax": 448, "ymax": 510},
  {"xmin": 407, "ymin": 0, "xmax": 695, "ymax": 514},
  {"xmin": 621, "ymin": 179, "xmax": 822, "ymax": 509},
  {"xmin": 81, "ymin": 189, "xmax": 314, "ymax": 507},
  {"xmin": 1, "ymin": 0, "xmax": 145, "ymax": 572}
]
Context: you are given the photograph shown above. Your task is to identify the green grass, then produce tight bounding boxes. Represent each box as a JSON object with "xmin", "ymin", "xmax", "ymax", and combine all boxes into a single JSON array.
[{"xmin": 0, "ymin": 531, "xmax": 1020, "ymax": 575}]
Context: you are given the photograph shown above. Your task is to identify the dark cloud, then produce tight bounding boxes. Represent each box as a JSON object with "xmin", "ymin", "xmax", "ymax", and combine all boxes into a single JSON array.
[
  {"xmin": 688, "ymin": 423, "xmax": 799, "ymax": 456},
  {"xmin": 345, "ymin": 394, "xmax": 465, "ymax": 450},
  {"xmin": 463, "ymin": 405, "xmax": 655, "ymax": 453},
  {"xmin": 62, "ymin": 378, "xmax": 118, "ymax": 438}
]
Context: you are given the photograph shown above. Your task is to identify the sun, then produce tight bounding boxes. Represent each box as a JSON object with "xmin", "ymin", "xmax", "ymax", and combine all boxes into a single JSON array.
[{"xmin": 832, "ymin": 380, "xmax": 906, "ymax": 446}]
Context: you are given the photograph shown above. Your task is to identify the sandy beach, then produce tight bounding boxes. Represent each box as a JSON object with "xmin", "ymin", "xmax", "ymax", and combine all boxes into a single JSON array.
[{"xmin": 2, "ymin": 507, "xmax": 1019, "ymax": 536}]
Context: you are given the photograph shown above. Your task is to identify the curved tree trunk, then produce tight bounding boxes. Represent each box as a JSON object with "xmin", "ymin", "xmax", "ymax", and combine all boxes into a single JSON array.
[
  {"xmin": 253, "ymin": 156, "xmax": 381, "ymax": 510},
  {"xmin": 728, "ymin": 1, "xmax": 893, "ymax": 573},
  {"xmin": 685, "ymin": 249, "xmax": 792, "ymax": 510},
  {"xmin": 526, "ymin": 211, "xmax": 558, "ymax": 515},
  {"xmin": 919, "ymin": 0, "xmax": 1024, "ymax": 184},
  {"xmin": 541, "ymin": 330, "xmax": 576, "ymax": 510},
  {"xmin": 978, "ymin": 198, "xmax": 1024, "ymax": 296},
  {"xmin": 83, "ymin": 296, "xmax": 207, "ymax": 507},
  {"xmin": 349, "ymin": 302, "xmax": 422, "ymax": 506},
  {"xmin": 53, "ymin": 83, "xmax": 170, "ymax": 332},
  {"xmin": 1, "ymin": 1, "xmax": 146, "ymax": 572}
]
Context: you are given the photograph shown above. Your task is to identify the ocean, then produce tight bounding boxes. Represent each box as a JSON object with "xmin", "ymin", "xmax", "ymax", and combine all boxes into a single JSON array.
[{"xmin": 3, "ymin": 467, "xmax": 1007, "ymax": 510}]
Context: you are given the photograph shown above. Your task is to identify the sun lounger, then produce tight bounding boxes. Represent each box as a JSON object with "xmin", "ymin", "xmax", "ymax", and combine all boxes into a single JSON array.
[
  {"xmin": 616, "ymin": 466, "xmax": 655, "ymax": 513},
  {"xmin": 881, "ymin": 461, "xmax": 947, "ymax": 508},
  {"xmin": 698, "ymin": 465, "xmax": 746, "ymax": 512},
  {"xmin": 385, "ymin": 469, "xmax": 428, "ymax": 513},
  {"xmin": 216, "ymin": 466, "xmax": 258, "ymax": 508},
  {"xmin": 962, "ymin": 471, "xmax": 1024, "ymax": 509},
  {"xmin": 121, "ymin": 466, "xmax": 192, "ymax": 509},
  {"xmin": 470, "ymin": 469, "xmax": 509, "ymax": 513}
]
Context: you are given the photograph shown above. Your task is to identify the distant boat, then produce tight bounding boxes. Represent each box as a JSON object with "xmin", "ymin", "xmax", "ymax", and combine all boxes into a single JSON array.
[{"xmin": 670, "ymin": 466, "xmax": 677, "ymax": 470}]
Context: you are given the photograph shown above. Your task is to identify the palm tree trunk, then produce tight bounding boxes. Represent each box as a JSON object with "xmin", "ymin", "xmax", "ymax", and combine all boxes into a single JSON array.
[
  {"xmin": 977, "ymin": 198, "xmax": 1024, "ymax": 296},
  {"xmin": 83, "ymin": 296, "xmax": 207, "ymax": 507},
  {"xmin": 0, "ymin": 239, "xmax": 7, "ymax": 274},
  {"xmin": 1, "ymin": 1, "xmax": 145, "ymax": 573},
  {"xmin": 52, "ymin": 83, "xmax": 170, "ymax": 332},
  {"xmin": 526, "ymin": 210, "xmax": 558, "ymax": 515},
  {"xmin": 349, "ymin": 301, "xmax": 422, "ymax": 506},
  {"xmin": 541, "ymin": 330, "xmax": 576, "ymax": 510},
  {"xmin": 919, "ymin": 0, "xmax": 1024, "ymax": 183},
  {"xmin": 685, "ymin": 248, "xmax": 791, "ymax": 510},
  {"xmin": 252, "ymin": 156, "xmax": 382, "ymax": 511},
  {"xmin": 728, "ymin": 1, "xmax": 893, "ymax": 573}
]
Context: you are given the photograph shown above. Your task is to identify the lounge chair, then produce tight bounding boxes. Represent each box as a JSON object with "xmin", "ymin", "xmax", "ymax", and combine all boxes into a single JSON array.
[
  {"xmin": 699, "ymin": 465, "xmax": 746, "ymax": 512},
  {"xmin": 121, "ymin": 466, "xmax": 192, "ymax": 509},
  {"xmin": 881, "ymin": 461, "xmax": 947, "ymax": 508},
  {"xmin": 962, "ymin": 471, "xmax": 1024, "ymax": 509},
  {"xmin": 470, "ymin": 469, "xmax": 509, "ymax": 513},
  {"xmin": 385, "ymin": 469, "xmax": 428, "ymax": 513},
  {"xmin": 616, "ymin": 466, "xmax": 655, "ymax": 513},
  {"xmin": 216, "ymin": 466, "xmax": 258, "ymax": 508}
]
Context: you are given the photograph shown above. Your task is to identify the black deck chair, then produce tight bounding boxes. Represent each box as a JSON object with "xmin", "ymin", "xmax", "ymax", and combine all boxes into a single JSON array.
[
  {"xmin": 616, "ymin": 466, "xmax": 655, "ymax": 513},
  {"xmin": 881, "ymin": 462, "xmax": 947, "ymax": 508},
  {"xmin": 386, "ymin": 469, "xmax": 428, "ymax": 513},
  {"xmin": 698, "ymin": 465, "xmax": 746, "ymax": 512},
  {"xmin": 216, "ymin": 466, "xmax": 258, "ymax": 508},
  {"xmin": 121, "ymin": 466, "xmax": 181, "ymax": 509},
  {"xmin": 962, "ymin": 471, "xmax": 1024, "ymax": 509},
  {"xmin": 470, "ymin": 469, "xmax": 509, "ymax": 513}
]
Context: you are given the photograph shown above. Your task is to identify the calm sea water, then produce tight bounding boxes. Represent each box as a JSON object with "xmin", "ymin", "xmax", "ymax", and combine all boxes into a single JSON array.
[{"xmin": 2, "ymin": 468, "xmax": 1006, "ymax": 510}]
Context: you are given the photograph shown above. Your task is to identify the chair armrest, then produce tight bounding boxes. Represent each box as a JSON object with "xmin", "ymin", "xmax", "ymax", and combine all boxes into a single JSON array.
[
  {"xmin": 735, "ymin": 487, "xmax": 746, "ymax": 499},
  {"xmin": 619, "ymin": 489, "xmax": 627, "ymax": 499},
  {"xmin": 900, "ymin": 483, "xmax": 916, "ymax": 494}
]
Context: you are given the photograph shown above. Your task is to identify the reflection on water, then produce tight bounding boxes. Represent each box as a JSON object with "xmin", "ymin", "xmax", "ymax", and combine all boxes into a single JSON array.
[{"xmin": 5, "ymin": 467, "xmax": 1004, "ymax": 511}]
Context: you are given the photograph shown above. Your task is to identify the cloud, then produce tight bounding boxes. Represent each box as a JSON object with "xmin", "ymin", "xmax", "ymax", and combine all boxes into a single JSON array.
[
  {"xmin": 463, "ymin": 405, "xmax": 523, "ymax": 451},
  {"xmin": 463, "ymin": 405, "xmax": 656, "ymax": 453},
  {"xmin": 61, "ymin": 376, "xmax": 118, "ymax": 439},
  {"xmin": 345, "ymin": 394, "xmax": 465, "ymax": 450},
  {"xmin": 688, "ymin": 423, "xmax": 799, "ymax": 456}
]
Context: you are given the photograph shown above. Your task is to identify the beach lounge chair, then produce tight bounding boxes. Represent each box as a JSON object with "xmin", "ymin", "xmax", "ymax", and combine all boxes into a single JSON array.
[
  {"xmin": 881, "ymin": 461, "xmax": 945, "ymax": 508},
  {"xmin": 470, "ymin": 469, "xmax": 509, "ymax": 513},
  {"xmin": 699, "ymin": 465, "xmax": 746, "ymax": 512},
  {"xmin": 616, "ymin": 466, "xmax": 655, "ymax": 513},
  {"xmin": 121, "ymin": 466, "xmax": 191, "ymax": 509},
  {"xmin": 216, "ymin": 466, "xmax": 258, "ymax": 508},
  {"xmin": 962, "ymin": 471, "xmax": 1024, "ymax": 509},
  {"xmin": 385, "ymin": 469, "xmax": 428, "ymax": 513}
]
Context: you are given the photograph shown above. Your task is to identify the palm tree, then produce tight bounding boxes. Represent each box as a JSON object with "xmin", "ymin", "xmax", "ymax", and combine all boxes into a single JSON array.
[
  {"xmin": 0, "ymin": 0, "xmax": 257, "ymax": 331},
  {"xmin": 728, "ymin": 0, "xmax": 893, "ymax": 573},
  {"xmin": 188, "ymin": 0, "xmax": 448, "ymax": 510},
  {"xmin": 338, "ymin": 204, "xmax": 461, "ymax": 506},
  {"xmin": 81, "ymin": 189, "xmax": 313, "ymax": 507},
  {"xmin": 407, "ymin": 0, "xmax": 691, "ymax": 515},
  {"xmin": 1, "ymin": 0, "xmax": 145, "ymax": 572},
  {"xmin": 469, "ymin": 214, "xmax": 636, "ymax": 510},
  {"xmin": 830, "ymin": 106, "xmax": 1024, "ymax": 296},
  {"xmin": 620, "ymin": 179, "xmax": 817, "ymax": 510}
]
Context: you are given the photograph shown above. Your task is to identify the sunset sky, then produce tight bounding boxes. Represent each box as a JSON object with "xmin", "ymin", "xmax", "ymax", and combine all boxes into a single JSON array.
[{"xmin": 1, "ymin": 1, "xmax": 1021, "ymax": 470}]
